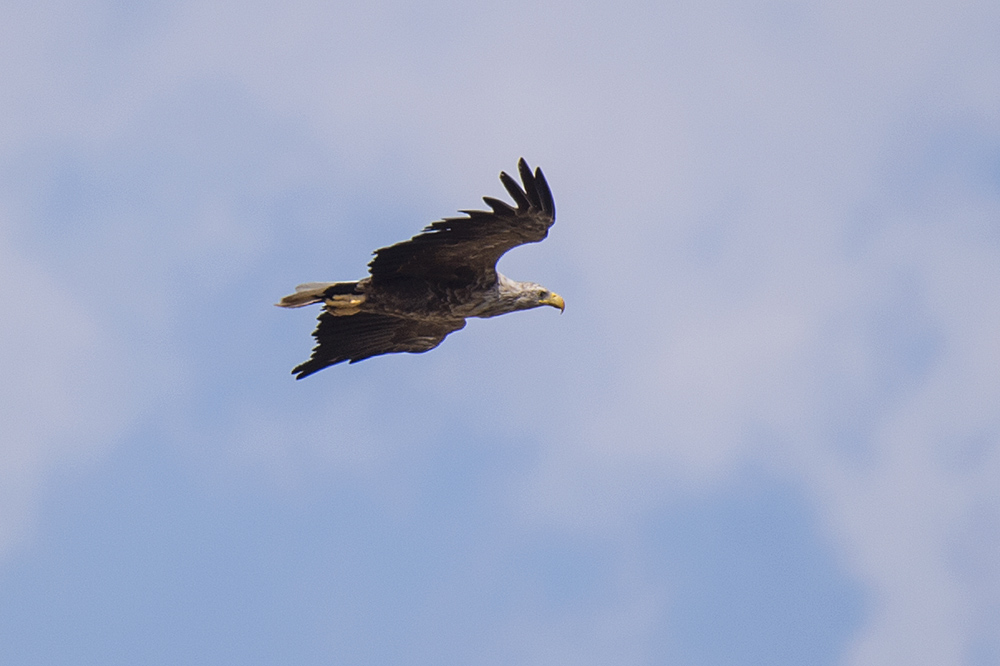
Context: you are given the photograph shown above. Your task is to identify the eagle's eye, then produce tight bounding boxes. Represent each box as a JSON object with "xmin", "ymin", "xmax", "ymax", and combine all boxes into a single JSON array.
[{"xmin": 539, "ymin": 290, "xmax": 549, "ymax": 299}]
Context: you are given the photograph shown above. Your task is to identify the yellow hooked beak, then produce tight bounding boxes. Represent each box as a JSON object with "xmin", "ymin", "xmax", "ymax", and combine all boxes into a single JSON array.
[{"xmin": 540, "ymin": 292, "xmax": 565, "ymax": 313}]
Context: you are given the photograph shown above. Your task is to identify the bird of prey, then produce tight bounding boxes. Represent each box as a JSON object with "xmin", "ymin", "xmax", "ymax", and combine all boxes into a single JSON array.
[{"xmin": 278, "ymin": 158, "xmax": 563, "ymax": 379}]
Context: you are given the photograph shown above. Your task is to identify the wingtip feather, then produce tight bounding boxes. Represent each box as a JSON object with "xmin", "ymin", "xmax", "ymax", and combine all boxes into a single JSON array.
[
  {"xmin": 517, "ymin": 159, "xmax": 542, "ymax": 208},
  {"xmin": 499, "ymin": 170, "xmax": 530, "ymax": 210},
  {"xmin": 481, "ymin": 196, "xmax": 517, "ymax": 216},
  {"xmin": 533, "ymin": 167, "xmax": 555, "ymax": 217}
]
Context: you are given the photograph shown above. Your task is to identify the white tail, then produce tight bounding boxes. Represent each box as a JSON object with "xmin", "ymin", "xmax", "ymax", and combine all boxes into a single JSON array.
[{"xmin": 276, "ymin": 282, "xmax": 341, "ymax": 308}]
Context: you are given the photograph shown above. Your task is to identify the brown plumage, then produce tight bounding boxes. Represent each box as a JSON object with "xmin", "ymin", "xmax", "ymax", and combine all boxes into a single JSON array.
[{"xmin": 278, "ymin": 159, "xmax": 563, "ymax": 379}]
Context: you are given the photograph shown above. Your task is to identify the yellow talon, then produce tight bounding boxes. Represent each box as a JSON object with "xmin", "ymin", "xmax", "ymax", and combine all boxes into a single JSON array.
[{"xmin": 324, "ymin": 294, "xmax": 366, "ymax": 309}]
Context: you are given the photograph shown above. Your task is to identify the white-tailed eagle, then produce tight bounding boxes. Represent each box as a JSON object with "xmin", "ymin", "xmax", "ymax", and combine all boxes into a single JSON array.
[{"xmin": 278, "ymin": 159, "xmax": 563, "ymax": 379}]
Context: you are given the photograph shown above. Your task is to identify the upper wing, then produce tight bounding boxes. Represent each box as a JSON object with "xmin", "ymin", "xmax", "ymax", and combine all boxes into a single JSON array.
[
  {"xmin": 292, "ymin": 312, "xmax": 466, "ymax": 379},
  {"xmin": 367, "ymin": 158, "xmax": 555, "ymax": 288}
]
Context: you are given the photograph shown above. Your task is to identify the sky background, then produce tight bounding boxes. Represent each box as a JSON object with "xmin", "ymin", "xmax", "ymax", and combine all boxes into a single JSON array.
[{"xmin": 1, "ymin": 1, "xmax": 999, "ymax": 664}]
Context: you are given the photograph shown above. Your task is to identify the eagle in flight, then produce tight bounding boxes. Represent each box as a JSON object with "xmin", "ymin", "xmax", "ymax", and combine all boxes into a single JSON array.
[{"xmin": 278, "ymin": 159, "xmax": 563, "ymax": 379}]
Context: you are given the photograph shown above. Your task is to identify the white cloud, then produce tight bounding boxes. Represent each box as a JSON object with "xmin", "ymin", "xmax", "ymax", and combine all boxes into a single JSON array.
[
  {"xmin": 1, "ymin": 0, "xmax": 999, "ymax": 661},
  {"xmin": 0, "ymin": 226, "xmax": 138, "ymax": 557}
]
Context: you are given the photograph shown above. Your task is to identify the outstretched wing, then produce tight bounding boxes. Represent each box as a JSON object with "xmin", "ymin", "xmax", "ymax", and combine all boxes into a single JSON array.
[
  {"xmin": 292, "ymin": 313, "xmax": 466, "ymax": 379},
  {"xmin": 367, "ymin": 158, "xmax": 555, "ymax": 288}
]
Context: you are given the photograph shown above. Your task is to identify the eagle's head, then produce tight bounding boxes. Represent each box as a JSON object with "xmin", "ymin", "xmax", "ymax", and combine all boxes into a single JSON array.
[
  {"xmin": 532, "ymin": 284, "xmax": 565, "ymax": 313},
  {"xmin": 497, "ymin": 275, "xmax": 565, "ymax": 314}
]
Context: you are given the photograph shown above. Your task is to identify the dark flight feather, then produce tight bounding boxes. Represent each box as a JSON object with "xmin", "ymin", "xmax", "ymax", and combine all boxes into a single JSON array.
[
  {"xmin": 367, "ymin": 158, "xmax": 555, "ymax": 288},
  {"xmin": 292, "ymin": 313, "xmax": 465, "ymax": 379}
]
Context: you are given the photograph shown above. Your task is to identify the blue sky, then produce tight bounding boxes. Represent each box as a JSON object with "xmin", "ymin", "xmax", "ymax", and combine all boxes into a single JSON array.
[{"xmin": 1, "ymin": 1, "xmax": 998, "ymax": 664}]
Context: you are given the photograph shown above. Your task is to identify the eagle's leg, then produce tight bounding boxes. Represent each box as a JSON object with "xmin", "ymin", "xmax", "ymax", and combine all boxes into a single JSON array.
[{"xmin": 323, "ymin": 293, "xmax": 366, "ymax": 316}]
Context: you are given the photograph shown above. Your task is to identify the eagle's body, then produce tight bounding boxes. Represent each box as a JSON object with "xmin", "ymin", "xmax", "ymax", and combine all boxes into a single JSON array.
[{"xmin": 278, "ymin": 159, "xmax": 562, "ymax": 379}]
